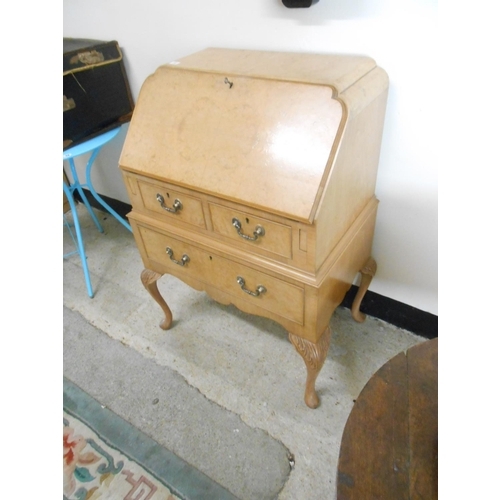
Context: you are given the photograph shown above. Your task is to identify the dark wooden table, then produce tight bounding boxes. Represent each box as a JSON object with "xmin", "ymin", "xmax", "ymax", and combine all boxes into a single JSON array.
[{"xmin": 337, "ymin": 338, "xmax": 438, "ymax": 499}]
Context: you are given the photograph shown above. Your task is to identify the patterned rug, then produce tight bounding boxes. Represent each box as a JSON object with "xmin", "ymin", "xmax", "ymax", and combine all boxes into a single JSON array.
[{"xmin": 63, "ymin": 378, "xmax": 238, "ymax": 500}]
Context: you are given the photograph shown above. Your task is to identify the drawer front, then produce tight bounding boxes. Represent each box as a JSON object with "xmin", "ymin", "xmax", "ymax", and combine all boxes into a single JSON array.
[
  {"xmin": 138, "ymin": 179, "xmax": 206, "ymax": 228},
  {"xmin": 136, "ymin": 223, "xmax": 303, "ymax": 325},
  {"xmin": 138, "ymin": 225, "xmax": 209, "ymax": 280},
  {"xmin": 209, "ymin": 203, "xmax": 292, "ymax": 258},
  {"xmin": 208, "ymin": 253, "xmax": 304, "ymax": 325}
]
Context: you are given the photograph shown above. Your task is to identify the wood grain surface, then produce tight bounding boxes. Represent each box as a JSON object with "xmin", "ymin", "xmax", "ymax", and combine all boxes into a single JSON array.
[{"xmin": 337, "ymin": 338, "xmax": 438, "ymax": 499}]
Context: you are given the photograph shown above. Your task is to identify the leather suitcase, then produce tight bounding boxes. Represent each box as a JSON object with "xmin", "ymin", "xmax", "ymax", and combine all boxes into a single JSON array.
[{"xmin": 63, "ymin": 38, "xmax": 134, "ymax": 149}]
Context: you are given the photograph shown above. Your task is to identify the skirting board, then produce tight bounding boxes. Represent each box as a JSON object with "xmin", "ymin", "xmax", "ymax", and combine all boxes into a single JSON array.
[
  {"xmin": 340, "ymin": 286, "xmax": 437, "ymax": 340},
  {"xmin": 76, "ymin": 189, "xmax": 438, "ymax": 340}
]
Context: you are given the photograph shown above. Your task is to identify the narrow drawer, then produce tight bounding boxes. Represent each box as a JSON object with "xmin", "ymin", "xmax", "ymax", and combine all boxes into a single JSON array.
[
  {"xmin": 209, "ymin": 203, "xmax": 292, "ymax": 258},
  {"xmin": 138, "ymin": 225, "xmax": 209, "ymax": 279},
  {"xmin": 138, "ymin": 179, "xmax": 206, "ymax": 228}
]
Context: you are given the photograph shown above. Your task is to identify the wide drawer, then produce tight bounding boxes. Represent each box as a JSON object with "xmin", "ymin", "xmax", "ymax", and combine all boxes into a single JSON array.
[
  {"xmin": 137, "ymin": 178, "xmax": 206, "ymax": 228},
  {"xmin": 209, "ymin": 203, "xmax": 292, "ymax": 258},
  {"xmin": 136, "ymin": 223, "xmax": 304, "ymax": 325}
]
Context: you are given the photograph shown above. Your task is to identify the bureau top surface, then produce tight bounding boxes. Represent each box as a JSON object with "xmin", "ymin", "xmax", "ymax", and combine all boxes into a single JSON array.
[
  {"xmin": 169, "ymin": 48, "xmax": 376, "ymax": 94},
  {"xmin": 120, "ymin": 48, "xmax": 379, "ymax": 223}
]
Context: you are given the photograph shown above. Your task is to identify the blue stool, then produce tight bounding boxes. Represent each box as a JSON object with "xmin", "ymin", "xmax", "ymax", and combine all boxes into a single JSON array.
[
  {"xmin": 63, "ymin": 126, "xmax": 132, "ymax": 298},
  {"xmin": 64, "ymin": 182, "xmax": 95, "ymax": 297}
]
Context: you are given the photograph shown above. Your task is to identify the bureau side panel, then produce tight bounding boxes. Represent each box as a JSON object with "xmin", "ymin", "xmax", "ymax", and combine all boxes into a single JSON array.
[
  {"xmin": 314, "ymin": 68, "xmax": 388, "ymax": 269},
  {"xmin": 316, "ymin": 201, "xmax": 378, "ymax": 337}
]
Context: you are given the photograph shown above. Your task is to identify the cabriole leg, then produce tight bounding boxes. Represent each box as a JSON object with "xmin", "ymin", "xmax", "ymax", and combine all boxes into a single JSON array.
[
  {"xmin": 351, "ymin": 257, "xmax": 377, "ymax": 323},
  {"xmin": 289, "ymin": 326, "xmax": 332, "ymax": 409},
  {"xmin": 141, "ymin": 269, "xmax": 173, "ymax": 330}
]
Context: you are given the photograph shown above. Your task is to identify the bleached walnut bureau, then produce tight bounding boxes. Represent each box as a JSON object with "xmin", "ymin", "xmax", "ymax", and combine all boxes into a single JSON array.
[{"xmin": 119, "ymin": 48, "xmax": 389, "ymax": 409}]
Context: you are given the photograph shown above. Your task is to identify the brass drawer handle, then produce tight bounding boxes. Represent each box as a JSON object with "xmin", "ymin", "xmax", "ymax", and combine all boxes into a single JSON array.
[
  {"xmin": 232, "ymin": 218, "xmax": 265, "ymax": 241},
  {"xmin": 236, "ymin": 276, "xmax": 266, "ymax": 297},
  {"xmin": 157, "ymin": 194, "xmax": 182, "ymax": 213},
  {"xmin": 166, "ymin": 247, "xmax": 190, "ymax": 266}
]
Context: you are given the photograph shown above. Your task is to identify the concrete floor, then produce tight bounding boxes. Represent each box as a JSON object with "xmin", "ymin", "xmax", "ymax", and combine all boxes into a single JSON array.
[{"xmin": 63, "ymin": 203, "xmax": 426, "ymax": 500}]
